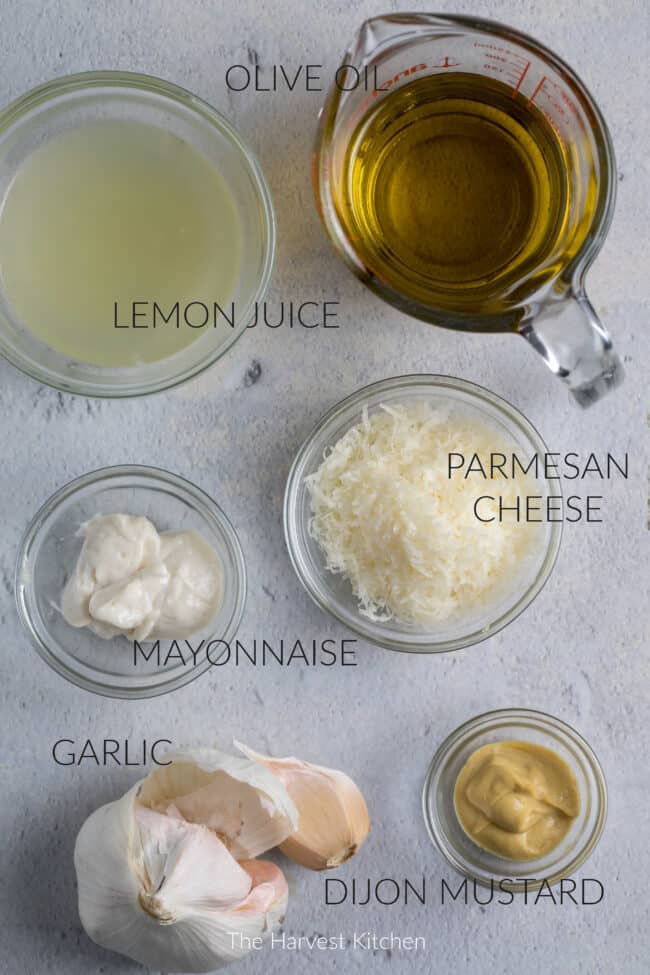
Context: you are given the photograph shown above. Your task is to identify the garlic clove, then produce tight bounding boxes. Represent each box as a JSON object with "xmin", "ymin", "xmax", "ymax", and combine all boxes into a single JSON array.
[
  {"xmin": 205, "ymin": 860, "xmax": 289, "ymax": 965},
  {"xmin": 133, "ymin": 805, "xmax": 251, "ymax": 918},
  {"xmin": 237, "ymin": 859, "xmax": 288, "ymax": 919},
  {"xmin": 138, "ymin": 747, "xmax": 298, "ymax": 860},
  {"xmin": 75, "ymin": 784, "xmax": 290, "ymax": 974},
  {"xmin": 235, "ymin": 742, "xmax": 371, "ymax": 871}
]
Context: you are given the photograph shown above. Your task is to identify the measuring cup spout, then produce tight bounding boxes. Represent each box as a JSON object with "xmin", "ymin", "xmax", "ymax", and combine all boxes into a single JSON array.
[
  {"xmin": 356, "ymin": 14, "xmax": 423, "ymax": 53},
  {"xmin": 520, "ymin": 292, "xmax": 623, "ymax": 407}
]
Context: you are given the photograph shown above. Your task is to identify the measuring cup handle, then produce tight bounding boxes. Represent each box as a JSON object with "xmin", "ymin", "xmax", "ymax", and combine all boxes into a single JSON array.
[{"xmin": 520, "ymin": 291, "xmax": 623, "ymax": 407}]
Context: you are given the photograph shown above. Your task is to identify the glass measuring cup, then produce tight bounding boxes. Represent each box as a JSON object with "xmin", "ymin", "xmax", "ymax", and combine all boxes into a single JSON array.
[{"xmin": 314, "ymin": 14, "xmax": 621, "ymax": 406}]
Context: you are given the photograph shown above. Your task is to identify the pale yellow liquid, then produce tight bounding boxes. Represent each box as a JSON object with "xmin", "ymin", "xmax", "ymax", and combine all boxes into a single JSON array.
[{"xmin": 0, "ymin": 120, "xmax": 241, "ymax": 367}]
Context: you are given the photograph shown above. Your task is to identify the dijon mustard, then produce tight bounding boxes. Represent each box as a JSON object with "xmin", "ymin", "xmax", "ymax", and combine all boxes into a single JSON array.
[{"xmin": 454, "ymin": 741, "xmax": 580, "ymax": 861}]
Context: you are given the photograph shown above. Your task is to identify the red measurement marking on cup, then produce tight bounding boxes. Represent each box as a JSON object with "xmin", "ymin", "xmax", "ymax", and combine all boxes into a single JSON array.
[
  {"xmin": 529, "ymin": 75, "xmax": 581, "ymax": 131},
  {"xmin": 511, "ymin": 61, "xmax": 531, "ymax": 95},
  {"xmin": 529, "ymin": 76, "xmax": 553, "ymax": 105},
  {"xmin": 430, "ymin": 56, "xmax": 460, "ymax": 68},
  {"xmin": 473, "ymin": 41, "xmax": 531, "ymax": 91},
  {"xmin": 352, "ymin": 61, "xmax": 430, "ymax": 123}
]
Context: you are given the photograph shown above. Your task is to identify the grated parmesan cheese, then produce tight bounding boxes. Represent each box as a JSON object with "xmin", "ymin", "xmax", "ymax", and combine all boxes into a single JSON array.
[{"xmin": 306, "ymin": 401, "xmax": 538, "ymax": 625}]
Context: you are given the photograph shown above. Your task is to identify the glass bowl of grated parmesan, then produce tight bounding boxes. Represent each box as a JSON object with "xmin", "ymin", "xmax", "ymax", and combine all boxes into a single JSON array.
[{"xmin": 283, "ymin": 374, "xmax": 562, "ymax": 653}]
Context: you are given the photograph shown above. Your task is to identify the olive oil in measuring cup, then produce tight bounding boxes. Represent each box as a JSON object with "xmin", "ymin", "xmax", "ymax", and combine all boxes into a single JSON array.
[
  {"xmin": 316, "ymin": 15, "xmax": 621, "ymax": 404},
  {"xmin": 335, "ymin": 73, "xmax": 592, "ymax": 315}
]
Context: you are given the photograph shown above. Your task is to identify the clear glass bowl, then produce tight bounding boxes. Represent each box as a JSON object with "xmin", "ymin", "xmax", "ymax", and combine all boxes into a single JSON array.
[
  {"xmin": 284, "ymin": 374, "xmax": 562, "ymax": 653},
  {"xmin": 0, "ymin": 71, "xmax": 275, "ymax": 397},
  {"xmin": 15, "ymin": 465, "xmax": 246, "ymax": 698},
  {"xmin": 422, "ymin": 708, "xmax": 607, "ymax": 890}
]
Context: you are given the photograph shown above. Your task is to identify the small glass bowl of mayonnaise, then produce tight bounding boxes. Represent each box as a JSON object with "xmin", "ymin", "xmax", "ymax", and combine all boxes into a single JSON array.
[
  {"xmin": 15, "ymin": 465, "xmax": 246, "ymax": 698},
  {"xmin": 422, "ymin": 708, "xmax": 607, "ymax": 890}
]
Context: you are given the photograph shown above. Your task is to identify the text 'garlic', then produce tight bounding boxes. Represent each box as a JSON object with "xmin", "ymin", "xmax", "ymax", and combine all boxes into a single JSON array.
[{"xmin": 237, "ymin": 742, "xmax": 371, "ymax": 870}]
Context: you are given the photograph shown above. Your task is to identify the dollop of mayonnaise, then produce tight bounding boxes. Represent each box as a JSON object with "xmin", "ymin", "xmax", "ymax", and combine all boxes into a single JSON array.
[{"xmin": 62, "ymin": 513, "xmax": 224, "ymax": 641}]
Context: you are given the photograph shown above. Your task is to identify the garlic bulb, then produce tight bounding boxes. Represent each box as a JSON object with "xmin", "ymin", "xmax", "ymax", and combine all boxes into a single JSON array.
[
  {"xmin": 74, "ymin": 748, "xmax": 296, "ymax": 972},
  {"xmin": 236, "ymin": 742, "xmax": 371, "ymax": 871}
]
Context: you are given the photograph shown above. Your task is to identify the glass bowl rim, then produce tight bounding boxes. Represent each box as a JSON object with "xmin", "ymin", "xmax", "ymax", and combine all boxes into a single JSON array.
[
  {"xmin": 15, "ymin": 463, "xmax": 247, "ymax": 698},
  {"xmin": 283, "ymin": 373, "xmax": 563, "ymax": 653},
  {"xmin": 0, "ymin": 69, "xmax": 276, "ymax": 398},
  {"xmin": 421, "ymin": 706, "xmax": 608, "ymax": 890}
]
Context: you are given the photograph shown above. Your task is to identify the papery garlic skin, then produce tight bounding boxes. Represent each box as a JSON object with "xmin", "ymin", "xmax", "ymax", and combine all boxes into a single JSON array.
[
  {"xmin": 139, "ymin": 747, "xmax": 298, "ymax": 858},
  {"xmin": 236, "ymin": 743, "xmax": 371, "ymax": 871},
  {"xmin": 75, "ymin": 784, "xmax": 142, "ymax": 944},
  {"xmin": 74, "ymin": 748, "xmax": 295, "ymax": 973}
]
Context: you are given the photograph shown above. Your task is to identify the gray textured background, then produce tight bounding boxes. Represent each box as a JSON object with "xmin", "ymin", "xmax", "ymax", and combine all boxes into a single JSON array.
[{"xmin": 0, "ymin": 1, "xmax": 648, "ymax": 973}]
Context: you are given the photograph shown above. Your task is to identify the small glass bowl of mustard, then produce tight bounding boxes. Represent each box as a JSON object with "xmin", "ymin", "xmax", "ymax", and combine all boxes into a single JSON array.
[{"xmin": 422, "ymin": 708, "xmax": 607, "ymax": 890}]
